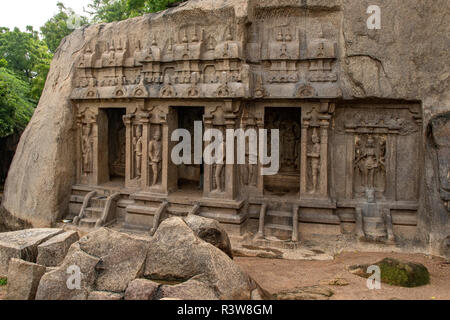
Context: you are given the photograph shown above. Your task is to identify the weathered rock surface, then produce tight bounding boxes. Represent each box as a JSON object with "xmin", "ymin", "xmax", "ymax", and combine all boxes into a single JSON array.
[
  {"xmin": 0, "ymin": 228, "xmax": 63, "ymax": 276},
  {"xmin": 37, "ymin": 231, "xmax": 79, "ymax": 267},
  {"xmin": 184, "ymin": 215, "xmax": 233, "ymax": 258},
  {"xmin": 145, "ymin": 217, "xmax": 271, "ymax": 300},
  {"xmin": 88, "ymin": 291, "xmax": 123, "ymax": 300},
  {"xmin": 77, "ymin": 228, "xmax": 149, "ymax": 293},
  {"xmin": 124, "ymin": 279, "xmax": 160, "ymax": 300},
  {"xmin": 35, "ymin": 244, "xmax": 101, "ymax": 300},
  {"xmin": 159, "ymin": 275, "xmax": 219, "ymax": 300},
  {"xmin": 6, "ymin": 259, "xmax": 46, "ymax": 300},
  {"xmin": 14, "ymin": 220, "xmax": 270, "ymax": 300}
]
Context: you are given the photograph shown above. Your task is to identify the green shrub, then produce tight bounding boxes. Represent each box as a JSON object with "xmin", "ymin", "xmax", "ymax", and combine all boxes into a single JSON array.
[{"xmin": 0, "ymin": 277, "xmax": 7, "ymax": 286}]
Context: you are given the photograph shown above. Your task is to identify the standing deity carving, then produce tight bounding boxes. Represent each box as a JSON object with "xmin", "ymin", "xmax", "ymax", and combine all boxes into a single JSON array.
[
  {"xmin": 149, "ymin": 127, "xmax": 162, "ymax": 186},
  {"xmin": 308, "ymin": 129, "xmax": 321, "ymax": 194},
  {"xmin": 133, "ymin": 125, "xmax": 143, "ymax": 179},
  {"xmin": 81, "ymin": 123, "xmax": 94, "ymax": 176},
  {"xmin": 213, "ymin": 131, "xmax": 226, "ymax": 193},
  {"xmin": 354, "ymin": 135, "xmax": 386, "ymax": 193}
]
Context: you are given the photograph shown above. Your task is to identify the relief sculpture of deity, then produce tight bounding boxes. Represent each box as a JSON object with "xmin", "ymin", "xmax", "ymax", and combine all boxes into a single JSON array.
[
  {"xmin": 307, "ymin": 129, "xmax": 321, "ymax": 194},
  {"xmin": 149, "ymin": 127, "xmax": 162, "ymax": 186},
  {"xmin": 133, "ymin": 125, "xmax": 143, "ymax": 179},
  {"xmin": 81, "ymin": 123, "xmax": 93, "ymax": 176},
  {"xmin": 213, "ymin": 132, "xmax": 226, "ymax": 193},
  {"xmin": 354, "ymin": 135, "xmax": 386, "ymax": 194}
]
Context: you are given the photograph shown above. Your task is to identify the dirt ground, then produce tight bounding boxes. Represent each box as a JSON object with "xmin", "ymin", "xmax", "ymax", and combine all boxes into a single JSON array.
[
  {"xmin": 0, "ymin": 252, "xmax": 447, "ymax": 301},
  {"xmin": 235, "ymin": 252, "xmax": 450, "ymax": 300}
]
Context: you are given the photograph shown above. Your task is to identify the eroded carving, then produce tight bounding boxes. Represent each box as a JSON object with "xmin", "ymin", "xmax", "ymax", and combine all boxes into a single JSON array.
[
  {"xmin": 354, "ymin": 134, "xmax": 386, "ymax": 196},
  {"xmin": 307, "ymin": 129, "xmax": 321, "ymax": 194},
  {"xmin": 132, "ymin": 125, "xmax": 143, "ymax": 180},
  {"xmin": 149, "ymin": 126, "xmax": 162, "ymax": 186}
]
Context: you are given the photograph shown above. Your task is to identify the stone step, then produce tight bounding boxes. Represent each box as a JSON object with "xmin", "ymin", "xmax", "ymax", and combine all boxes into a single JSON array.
[
  {"xmin": 85, "ymin": 207, "xmax": 103, "ymax": 219},
  {"xmin": 267, "ymin": 210, "xmax": 292, "ymax": 218},
  {"xmin": 79, "ymin": 218, "xmax": 98, "ymax": 229},
  {"xmin": 266, "ymin": 215, "xmax": 292, "ymax": 226},
  {"xmin": 91, "ymin": 196, "xmax": 107, "ymax": 208},
  {"xmin": 70, "ymin": 195, "xmax": 85, "ymax": 203},
  {"xmin": 265, "ymin": 223, "xmax": 293, "ymax": 232},
  {"xmin": 264, "ymin": 224, "xmax": 293, "ymax": 241},
  {"xmin": 167, "ymin": 206, "xmax": 190, "ymax": 216},
  {"xmin": 266, "ymin": 210, "xmax": 293, "ymax": 226},
  {"xmin": 126, "ymin": 205, "xmax": 158, "ymax": 216}
]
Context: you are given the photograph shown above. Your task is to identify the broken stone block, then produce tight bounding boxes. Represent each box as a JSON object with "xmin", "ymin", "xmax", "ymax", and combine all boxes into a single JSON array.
[
  {"xmin": 35, "ymin": 244, "xmax": 101, "ymax": 300},
  {"xmin": 37, "ymin": 231, "xmax": 79, "ymax": 267},
  {"xmin": 125, "ymin": 279, "xmax": 160, "ymax": 300},
  {"xmin": 6, "ymin": 258, "xmax": 47, "ymax": 300},
  {"xmin": 88, "ymin": 291, "xmax": 123, "ymax": 300},
  {"xmin": 77, "ymin": 228, "xmax": 150, "ymax": 293},
  {"xmin": 0, "ymin": 229, "xmax": 63, "ymax": 277}
]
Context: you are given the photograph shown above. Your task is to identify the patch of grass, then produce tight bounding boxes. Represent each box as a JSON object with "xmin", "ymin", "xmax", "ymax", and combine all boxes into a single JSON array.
[{"xmin": 0, "ymin": 278, "xmax": 7, "ymax": 286}]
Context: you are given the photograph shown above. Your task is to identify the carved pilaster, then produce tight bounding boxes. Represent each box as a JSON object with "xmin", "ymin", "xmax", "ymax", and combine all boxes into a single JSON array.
[
  {"xmin": 140, "ymin": 113, "xmax": 151, "ymax": 190},
  {"xmin": 203, "ymin": 114, "xmax": 214, "ymax": 197},
  {"xmin": 319, "ymin": 115, "xmax": 331, "ymax": 197},
  {"xmin": 123, "ymin": 114, "xmax": 135, "ymax": 189},
  {"xmin": 300, "ymin": 116, "xmax": 311, "ymax": 196}
]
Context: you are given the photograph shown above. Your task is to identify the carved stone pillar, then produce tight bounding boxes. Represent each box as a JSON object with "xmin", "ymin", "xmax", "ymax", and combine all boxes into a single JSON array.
[
  {"xmin": 256, "ymin": 116, "xmax": 265, "ymax": 196},
  {"xmin": 385, "ymin": 134, "xmax": 397, "ymax": 200},
  {"xmin": 123, "ymin": 114, "xmax": 135, "ymax": 189},
  {"xmin": 300, "ymin": 116, "xmax": 311, "ymax": 196},
  {"xmin": 203, "ymin": 115, "xmax": 214, "ymax": 196},
  {"xmin": 318, "ymin": 115, "xmax": 331, "ymax": 197},
  {"xmin": 225, "ymin": 114, "xmax": 237, "ymax": 200},
  {"xmin": 140, "ymin": 113, "xmax": 151, "ymax": 189}
]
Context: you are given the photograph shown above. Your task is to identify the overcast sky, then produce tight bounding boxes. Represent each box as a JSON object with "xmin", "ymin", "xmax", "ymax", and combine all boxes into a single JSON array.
[{"xmin": 0, "ymin": 0, "xmax": 92, "ymax": 31}]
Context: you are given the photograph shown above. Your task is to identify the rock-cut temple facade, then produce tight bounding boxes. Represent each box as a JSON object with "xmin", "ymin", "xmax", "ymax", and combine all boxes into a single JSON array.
[{"xmin": 2, "ymin": 0, "xmax": 449, "ymax": 257}]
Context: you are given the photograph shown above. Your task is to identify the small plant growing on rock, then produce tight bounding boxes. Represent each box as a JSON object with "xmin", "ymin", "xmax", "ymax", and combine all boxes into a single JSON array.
[{"xmin": 0, "ymin": 278, "xmax": 7, "ymax": 286}]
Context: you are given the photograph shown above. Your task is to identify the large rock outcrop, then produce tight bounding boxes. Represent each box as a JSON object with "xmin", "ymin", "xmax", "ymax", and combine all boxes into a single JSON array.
[
  {"xmin": 35, "ymin": 219, "xmax": 270, "ymax": 300},
  {"xmin": 1, "ymin": 0, "xmax": 449, "ymax": 256}
]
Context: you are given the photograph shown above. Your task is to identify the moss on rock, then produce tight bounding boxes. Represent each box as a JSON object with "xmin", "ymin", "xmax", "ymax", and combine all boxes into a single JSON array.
[{"xmin": 349, "ymin": 258, "xmax": 430, "ymax": 288}]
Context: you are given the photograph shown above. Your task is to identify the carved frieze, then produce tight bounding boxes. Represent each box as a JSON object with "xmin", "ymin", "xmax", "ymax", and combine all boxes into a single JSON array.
[
  {"xmin": 72, "ymin": 17, "xmax": 343, "ymax": 100},
  {"xmin": 335, "ymin": 108, "xmax": 420, "ymax": 136}
]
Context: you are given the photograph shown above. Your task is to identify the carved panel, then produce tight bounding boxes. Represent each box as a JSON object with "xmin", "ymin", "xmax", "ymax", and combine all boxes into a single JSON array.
[{"xmin": 333, "ymin": 105, "xmax": 422, "ymax": 202}]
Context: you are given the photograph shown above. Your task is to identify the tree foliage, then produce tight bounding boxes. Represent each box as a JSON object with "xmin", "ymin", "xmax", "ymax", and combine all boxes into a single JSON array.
[
  {"xmin": 0, "ymin": 67, "xmax": 35, "ymax": 138},
  {"xmin": 41, "ymin": 2, "xmax": 89, "ymax": 53},
  {"xmin": 0, "ymin": 27, "xmax": 52, "ymax": 102},
  {"xmin": 0, "ymin": 0, "xmax": 181, "ymax": 140},
  {"xmin": 87, "ymin": 0, "xmax": 181, "ymax": 23}
]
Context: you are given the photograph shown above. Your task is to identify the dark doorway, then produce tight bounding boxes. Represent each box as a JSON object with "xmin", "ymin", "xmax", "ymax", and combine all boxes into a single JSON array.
[
  {"xmin": 264, "ymin": 107, "xmax": 301, "ymax": 195},
  {"xmin": 106, "ymin": 108, "xmax": 126, "ymax": 186},
  {"xmin": 175, "ymin": 107, "xmax": 204, "ymax": 191}
]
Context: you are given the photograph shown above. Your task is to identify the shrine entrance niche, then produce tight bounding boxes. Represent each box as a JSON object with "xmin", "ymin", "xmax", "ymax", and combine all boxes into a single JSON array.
[
  {"xmin": 174, "ymin": 106, "xmax": 205, "ymax": 193},
  {"xmin": 105, "ymin": 108, "xmax": 126, "ymax": 187},
  {"xmin": 264, "ymin": 107, "xmax": 301, "ymax": 196}
]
